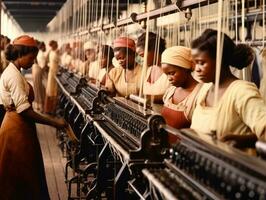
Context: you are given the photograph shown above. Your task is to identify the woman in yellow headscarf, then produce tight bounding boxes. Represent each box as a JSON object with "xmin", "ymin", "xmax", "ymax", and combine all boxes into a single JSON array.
[{"xmin": 161, "ymin": 46, "xmax": 202, "ymax": 144}]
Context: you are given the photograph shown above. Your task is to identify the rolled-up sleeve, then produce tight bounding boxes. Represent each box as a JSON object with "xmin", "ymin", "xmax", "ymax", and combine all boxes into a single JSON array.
[
  {"xmin": 8, "ymin": 75, "xmax": 31, "ymax": 113},
  {"xmin": 236, "ymin": 83, "xmax": 266, "ymax": 141}
]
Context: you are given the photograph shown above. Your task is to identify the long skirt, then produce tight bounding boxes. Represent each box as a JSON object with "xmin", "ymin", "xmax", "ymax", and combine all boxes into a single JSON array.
[
  {"xmin": 0, "ymin": 111, "xmax": 50, "ymax": 200},
  {"xmin": 44, "ymin": 67, "xmax": 58, "ymax": 114},
  {"xmin": 32, "ymin": 64, "xmax": 45, "ymax": 111}
]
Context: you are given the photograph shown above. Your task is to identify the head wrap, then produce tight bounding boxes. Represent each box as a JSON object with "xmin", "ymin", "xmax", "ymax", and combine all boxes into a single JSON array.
[
  {"xmin": 162, "ymin": 46, "xmax": 193, "ymax": 69},
  {"xmin": 13, "ymin": 35, "xmax": 37, "ymax": 47},
  {"xmin": 113, "ymin": 37, "xmax": 136, "ymax": 52},
  {"xmin": 84, "ymin": 41, "xmax": 95, "ymax": 51}
]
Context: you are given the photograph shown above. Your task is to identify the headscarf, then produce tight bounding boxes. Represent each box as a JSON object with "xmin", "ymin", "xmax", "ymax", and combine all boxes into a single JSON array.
[
  {"xmin": 83, "ymin": 41, "xmax": 95, "ymax": 51},
  {"xmin": 113, "ymin": 37, "xmax": 136, "ymax": 52},
  {"xmin": 13, "ymin": 35, "xmax": 37, "ymax": 47},
  {"xmin": 162, "ymin": 46, "xmax": 193, "ymax": 70}
]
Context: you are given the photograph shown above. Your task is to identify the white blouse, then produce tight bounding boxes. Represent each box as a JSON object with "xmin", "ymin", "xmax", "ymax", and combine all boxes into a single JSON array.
[
  {"xmin": 0, "ymin": 62, "xmax": 30, "ymax": 113},
  {"xmin": 36, "ymin": 50, "xmax": 47, "ymax": 69}
]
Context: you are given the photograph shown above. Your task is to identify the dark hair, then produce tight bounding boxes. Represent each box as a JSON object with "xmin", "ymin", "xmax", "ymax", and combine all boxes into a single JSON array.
[
  {"xmin": 4, "ymin": 36, "xmax": 10, "ymax": 44},
  {"xmin": 113, "ymin": 47, "xmax": 135, "ymax": 56},
  {"xmin": 38, "ymin": 41, "xmax": 45, "ymax": 49},
  {"xmin": 101, "ymin": 45, "xmax": 114, "ymax": 60},
  {"xmin": 191, "ymin": 29, "xmax": 254, "ymax": 69},
  {"xmin": 137, "ymin": 32, "xmax": 166, "ymax": 54},
  {"xmin": 5, "ymin": 44, "xmax": 38, "ymax": 61},
  {"xmin": 49, "ymin": 40, "xmax": 57, "ymax": 47}
]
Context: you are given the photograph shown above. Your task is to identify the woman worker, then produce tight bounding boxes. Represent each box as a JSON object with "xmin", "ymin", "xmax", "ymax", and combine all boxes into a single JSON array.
[
  {"xmin": 161, "ymin": 46, "xmax": 202, "ymax": 143},
  {"xmin": 44, "ymin": 40, "xmax": 60, "ymax": 115},
  {"xmin": 0, "ymin": 35, "xmax": 66, "ymax": 200},
  {"xmin": 95, "ymin": 45, "xmax": 114, "ymax": 85},
  {"xmin": 136, "ymin": 32, "xmax": 170, "ymax": 103},
  {"xmin": 32, "ymin": 41, "xmax": 46, "ymax": 112},
  {"xmin": 190, "ymin": 29, "xmax": 266, "ymax": 148},
  {"xmin": 105, "ymin": 37, "xmax": 143, "ymax": 97}
]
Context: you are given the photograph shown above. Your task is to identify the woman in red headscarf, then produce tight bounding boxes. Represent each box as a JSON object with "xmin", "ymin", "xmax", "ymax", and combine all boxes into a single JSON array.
[
  {"xmin": 105, "ymin": 37, "xmax": 143, "ymax": 97},
  {"xmin": 0, "ymin": 35, "xmax": 66, "ymax": 200}
]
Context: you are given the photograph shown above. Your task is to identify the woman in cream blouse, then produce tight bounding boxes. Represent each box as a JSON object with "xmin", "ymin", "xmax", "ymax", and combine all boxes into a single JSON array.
[
  {"xmin": 191, "ymin": 29, "xmax": 266, "ymax": 147},
  {"xmin": 0, "ymin": 35, "xmax": 66, "ymax": 199}
]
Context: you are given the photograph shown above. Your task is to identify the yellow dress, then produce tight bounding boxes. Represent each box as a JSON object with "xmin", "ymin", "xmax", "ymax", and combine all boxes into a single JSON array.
[
  {"xmin": 105, "ymin": 64, "xmax": 143, "ymax": 97},
  {"xmin": 191, "ymin": 80, "xmax": 266, "ymax": 141},
  {"xmin": 143, "ymin": 66, "xmax": 171, "ymax": 96}
]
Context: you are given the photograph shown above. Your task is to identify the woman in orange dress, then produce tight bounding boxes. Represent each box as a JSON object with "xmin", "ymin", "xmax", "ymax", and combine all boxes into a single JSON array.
[
  {"xmin": 160, "ymin": 46, "xmax": 202, "ymax": 144},
  {"xmin": 0, "ymin": 35, "xmax": 66, "ymax": 200}
]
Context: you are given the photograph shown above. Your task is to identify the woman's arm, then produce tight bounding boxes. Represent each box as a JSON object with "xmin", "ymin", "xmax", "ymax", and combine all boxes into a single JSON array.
[
  {"xmin": 21, "ymin": 107, "xmax": 66, "ymax": 129},
  {"xmin": 220, "ymin": 134, "xmax": 258, "ymax": 148}
]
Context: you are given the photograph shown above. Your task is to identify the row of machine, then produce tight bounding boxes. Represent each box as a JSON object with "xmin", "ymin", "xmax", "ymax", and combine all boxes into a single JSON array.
[{"xmin": 56, "ymin": 67, "xmax": 266, "ymax": 200}]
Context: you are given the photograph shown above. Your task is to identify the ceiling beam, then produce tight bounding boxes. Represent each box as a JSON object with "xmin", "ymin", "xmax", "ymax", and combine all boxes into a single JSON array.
[
  {"xmin": 8, "ymin": 9, "xmax": 57, "ymax": 13},
  {"xmin": 3, "ymin": 1, "xmax": 65, "ymax": 6}
]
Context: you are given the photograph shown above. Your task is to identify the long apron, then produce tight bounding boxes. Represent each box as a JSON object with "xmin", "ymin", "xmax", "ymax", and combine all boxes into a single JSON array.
[
  {"xmin": 161, "ymin": 106, "xmax": 190, "ymax": 144},
  {"xmin": 0, "ymin": 84, "xmax": 50, "ymax": 200}
]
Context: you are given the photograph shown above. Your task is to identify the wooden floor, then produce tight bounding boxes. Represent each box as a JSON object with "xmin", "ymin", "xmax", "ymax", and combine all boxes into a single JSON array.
[{"xmin": 36, "ymin": 124, "xmax": 68, "ymax": 200}]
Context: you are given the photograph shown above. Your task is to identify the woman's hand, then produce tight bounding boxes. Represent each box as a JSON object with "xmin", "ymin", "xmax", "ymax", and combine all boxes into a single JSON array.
[
  {"xmin": 53, "ymin": 118, "xmax": 67, "ymax": 130},
  {"xmin": 220, "ymin": 134, "xmax": 257, "ymax": 148}
]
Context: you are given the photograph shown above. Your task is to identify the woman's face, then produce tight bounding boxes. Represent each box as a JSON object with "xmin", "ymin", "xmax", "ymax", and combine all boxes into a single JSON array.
[
  {"xmin": 19, "ymin": 52, "xmax": 37, "ymax": 69},
  {"xmin": 191, "ymin": 48, "xmax": 216, "ymax": 83},
  {"xmin": 136, "ymin": 46, "xmax": 155, "ymax": 67},
  {"xmin": 114, "ymin": 49, "xmax": 135, "ymax": 69},
  {"xmin": 85, "ymin": 49, "xmax": 95, "ymax": 62},
  {"xmin": 162, "ymin": 63, "xmax": 189, "ymax": 87}
]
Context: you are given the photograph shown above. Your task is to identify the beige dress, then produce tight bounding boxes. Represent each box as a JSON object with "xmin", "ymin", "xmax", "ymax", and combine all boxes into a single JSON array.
[
  {"xmin": 143, "ymin": 66, "xmax": 170, "ymax": 96},
  {"xmin": 61, "ymin": 52, "xmax": 73, "ymax": 69},
  {"xmin": 88, "ymin": 61, "xmax": 101, "ymax": 80},
  {"xmin": 96, "ymin": 68, "xmax": 107, "ymax": 85},
  {"xmin": 44, "ymin": 50, "xmax": 60, "ymax": 114},
  {"xmin": 32, "ymin": 63, "xmax": 45, "ymax": 111},
  {"xmin": 191, "ymin": 80, "xmax": 266, "ymax": 141},
  {"xmin": 105, "ymin": 64, "xmax": 143, "ymax": 97},
  {"xmin": 32, "ymin": 50, "xmax": 47, "ymax": 111}
]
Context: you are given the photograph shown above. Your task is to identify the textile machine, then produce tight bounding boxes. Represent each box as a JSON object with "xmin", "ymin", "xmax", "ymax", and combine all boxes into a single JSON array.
[{"xmin": 141, "ymin": 128, "xmax": 266, "ymax": 200}]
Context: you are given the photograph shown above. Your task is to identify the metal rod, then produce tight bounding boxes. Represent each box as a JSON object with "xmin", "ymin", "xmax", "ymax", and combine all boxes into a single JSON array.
[{"xmin": 89, "ymin": 0, "xmax": 218, "ymax": 33}]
